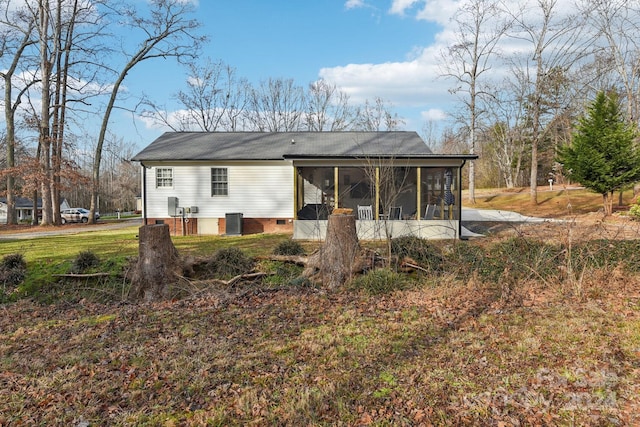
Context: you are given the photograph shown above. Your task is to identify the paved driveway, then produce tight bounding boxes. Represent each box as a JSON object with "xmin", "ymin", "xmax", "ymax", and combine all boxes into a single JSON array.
[
  {"xmin": 0, "ymin": 211, "xmax": 553, "ymax": 240},
  {"xmin": 461, "ymin": 208, "xmax": 557, "ymax": 238},
  {"xmin": 0, "ymin": 219, "xmax": 142, "ymax": 240}
]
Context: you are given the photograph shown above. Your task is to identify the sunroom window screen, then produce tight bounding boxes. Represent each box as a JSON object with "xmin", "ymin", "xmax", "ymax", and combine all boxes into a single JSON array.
[{"xmin": 211, "ymin": 168, "xmax": 228, "ymax": 196}]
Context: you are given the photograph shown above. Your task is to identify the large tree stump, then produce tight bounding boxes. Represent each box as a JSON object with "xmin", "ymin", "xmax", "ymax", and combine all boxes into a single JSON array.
[
  {"xmin": 303, "ymin": 211, "xmax": 360, "ymax": 288},
  {"xmin": 129, "ymin": 224, "xmax": 181, "ymax": 302}
]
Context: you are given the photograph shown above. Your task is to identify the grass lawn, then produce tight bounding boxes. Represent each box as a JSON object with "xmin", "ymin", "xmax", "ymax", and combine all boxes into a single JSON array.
[{"xmin": 0, "ymin": 187, "xmax": 639, "ymax": 425}]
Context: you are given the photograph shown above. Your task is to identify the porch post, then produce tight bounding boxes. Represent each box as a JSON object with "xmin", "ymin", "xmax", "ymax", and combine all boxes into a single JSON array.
[
  {"xmin": 375, "ymin": 167, "xmax": 380, "ymax": 220},
  {"xmin": 334, "ymin": 167, "xmax": 339, "ymax": 208},
  {"xmin": 416, "ymin": 167, "xmax": 421, "ymax": 221}
]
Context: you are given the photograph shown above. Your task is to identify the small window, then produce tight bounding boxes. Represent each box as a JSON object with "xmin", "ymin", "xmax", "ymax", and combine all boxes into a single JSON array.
[
  {"xmin": 156, "ymin": 168, "xmax": 173, "ymax": 188},
  {"xmin": 211, "ymin": 168, "xmax": 228, "ymax": 196}
]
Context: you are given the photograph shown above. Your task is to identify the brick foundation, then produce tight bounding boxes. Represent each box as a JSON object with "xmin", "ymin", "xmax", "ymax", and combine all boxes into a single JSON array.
[
  {"xmin": 145, "ymin": 217, "xmax": 198, "ymax": 236},
  {"xmin": 145, "ymin": 217, "xmax": 293, "ymax": 236},
  {"xmin": 219, "ymin": 217, "xmax": 293, "ymax": 235}
]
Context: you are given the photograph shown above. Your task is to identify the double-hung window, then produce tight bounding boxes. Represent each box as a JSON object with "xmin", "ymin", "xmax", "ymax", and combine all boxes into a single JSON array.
[
  {"xmin": 211, "ymin": 168, "xmax": 228, "ymax": 196},
  {"xmin": 156, "ymin": 168, "xmax": 173, "ymax": 188}
]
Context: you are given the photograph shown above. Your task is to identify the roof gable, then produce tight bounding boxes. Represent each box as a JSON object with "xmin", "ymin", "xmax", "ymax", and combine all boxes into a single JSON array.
[{"xmin": 131, "ymin": 131, "xmax": 434, "ymax": 162}]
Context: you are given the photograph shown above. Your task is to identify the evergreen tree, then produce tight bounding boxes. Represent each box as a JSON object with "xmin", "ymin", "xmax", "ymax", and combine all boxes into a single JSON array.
[{"xmin": 558, "ymin": 91, "xmax": 640, "ymax": 216}]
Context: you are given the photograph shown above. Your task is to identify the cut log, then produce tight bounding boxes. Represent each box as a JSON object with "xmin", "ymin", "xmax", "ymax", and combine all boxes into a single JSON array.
[
  {"xmin": 303, "ymin": 212, "xmax": 360, "ymax": 289},
  {"xmin": 129, "ymin": 224, "xmax": 181, "ymax": 302}
]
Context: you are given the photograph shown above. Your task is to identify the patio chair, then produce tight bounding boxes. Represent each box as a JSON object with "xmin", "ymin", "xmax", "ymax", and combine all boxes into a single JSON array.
[
  {"xmin": 423, "ymin": 204, "xmax": 436, "ymax": 220},
  {"xmin": 388, "ymin": 206, "xmax": 402, "ymax": 220},
  {"xmin": 357, "ymin": 205, "xmax": 374, "ymax": 220}
]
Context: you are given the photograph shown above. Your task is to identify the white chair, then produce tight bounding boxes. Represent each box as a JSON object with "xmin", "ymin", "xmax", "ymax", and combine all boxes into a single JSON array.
[
  {"xmin": 424, "ymin": 204, "xmax": 436, "ymax": 220},
  {"xmin": 357, "ymin": 205, "xmax": 373, "ymax": 220}
]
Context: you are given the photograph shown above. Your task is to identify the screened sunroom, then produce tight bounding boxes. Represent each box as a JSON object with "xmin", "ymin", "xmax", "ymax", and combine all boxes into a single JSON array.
[{"xmin": 290, "ymin": 157, "xmax": 473, "ymax": 240}]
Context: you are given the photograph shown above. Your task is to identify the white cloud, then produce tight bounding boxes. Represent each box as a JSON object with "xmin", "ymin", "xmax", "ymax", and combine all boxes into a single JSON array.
[
  {"xmin": 327, "ymin": 0, "xmax": 587, "ymax": 131},
  {"xmin": 421, "ymin": 108, "xmax": 449, "ymax": 121},
  {"xmin": 319, "ymin": 40, "xmax": 451, "ymax": 114},
  {"xmin": 415, "ymin": 0, "xmax": 461, "ymax": 26},
  {"xmin": 344, "ymin": 0, "xmax": 366, "ymax": 10},
  {"xmin": 389, "ymin": 0, "xmax": 421, "ymax": 16}
]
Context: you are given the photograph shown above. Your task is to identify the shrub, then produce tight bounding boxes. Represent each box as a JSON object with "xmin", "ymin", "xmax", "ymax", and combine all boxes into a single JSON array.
[
  {"xmin": 273, "ymin": 239, "xmax": 305, "ymax": 256},
  {"xmin": 482, "ymin": 237, "xmax": 561, "ymax": 283},
  {"xmin": 210, "ymin": 247, "xmax": 255, "ymax": 277},
  {"xmin": 446, "ymin": 242, "xmax": 487, "ymax": 281},
  {"xmin": 390, "ymin": 236, "xmax": 444, "ymax": 272},
  {"xmin": 72, "ymin": 250, "xmax": 100, "ymax": 273},
  {"xmin": 0, "ymin": 254, "xmax": 27, "ymax": 300},
  {"xmin": 349, "ymin": 268, "xmax": 407, "ymax": 295},
  {"xmin": 1, "ymin": 253, "xmax": 26, "ymax": 271}
]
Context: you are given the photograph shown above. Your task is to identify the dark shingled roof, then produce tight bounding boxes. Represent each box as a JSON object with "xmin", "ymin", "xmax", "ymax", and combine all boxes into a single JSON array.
[{"xmin": 131, "ymin": 131, "xmax": 435, "ymax": 162}]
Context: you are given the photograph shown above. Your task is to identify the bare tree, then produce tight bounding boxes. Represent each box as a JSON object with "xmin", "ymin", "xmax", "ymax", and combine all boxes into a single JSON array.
[
  {"xmin": 89, "ymin": 0, "xmax": 203, "ymax": 223},
  {"xmin": 504, "ymin": 0, "xmax": 593, "ymax": 204},
  {"xmin": 583, "ymin": 0, "xmax": 640, "ymax": 122},
  {"xmin": 441, "ymin": 0, "xmax": 509, "ymax": 203},
  {"xmin": 305, "ymin": 79, "xmax": 355, "ymax": 131},
  {"xmin": 244, "ymin": 77, "xmax": 305, "ymax": 131},
  {"xmin": 18, "ymin": 0, "xmax": 103, "ymax": 225},
  {"xmin": 0, "ymin": 1, "xmax": 37, "ymax": 224},
  {"xmin": 99, "ymin": 136, "xmax": 139, "ymax": 212},
  {"xmin": 482, "ymin": 77, "xmax": 527, "ymax": 188},
  {"xmin": 33, "ymin": 0, "xmax": 54, "ymax": 225},
  {"xmin": 354, "ymin": 97, "xmax": 404, "ymax": 131},
  {"xmin": 141, "ymin": 59, "xmax": 250, "ymax": 132}
]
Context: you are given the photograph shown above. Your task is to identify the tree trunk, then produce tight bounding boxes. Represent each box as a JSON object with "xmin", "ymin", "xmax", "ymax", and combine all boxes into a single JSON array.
[
  {"xmin": 303, "ymin": 212, "xmax": 360, "ymax": 289},
  {"xmin": 129, "ymin": 224, "xmax": 180, "ymax": 302},
  {"xmin": 603, "ymin": 192, "xmax": 613, "ymax": 216}
]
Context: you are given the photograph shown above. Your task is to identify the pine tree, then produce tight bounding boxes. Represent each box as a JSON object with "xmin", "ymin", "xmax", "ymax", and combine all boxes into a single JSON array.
[{"xmin": 558, "ymin": 91, "xmax": 640, "ymax": 216}]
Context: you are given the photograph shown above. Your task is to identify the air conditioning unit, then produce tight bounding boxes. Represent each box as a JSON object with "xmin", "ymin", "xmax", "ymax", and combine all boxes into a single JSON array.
[{"xmin": 225, "ymin": 213, "xmax": 243, "ymax": 235}]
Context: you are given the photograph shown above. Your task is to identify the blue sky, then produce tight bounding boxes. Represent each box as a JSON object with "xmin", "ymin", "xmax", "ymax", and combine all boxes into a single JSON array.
[{"xmin": 121, "ymin": 0, "xmax": 459, "ymax": 148}]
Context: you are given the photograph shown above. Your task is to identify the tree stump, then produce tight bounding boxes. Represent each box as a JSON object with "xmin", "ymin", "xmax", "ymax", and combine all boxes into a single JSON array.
[
  {"xmin": 303, "ymin": 211, "xmax": 360, "ymax": 289},
  {"xmin": 129, "ymin": 224, "xmax": 181, "ymax": 302}
]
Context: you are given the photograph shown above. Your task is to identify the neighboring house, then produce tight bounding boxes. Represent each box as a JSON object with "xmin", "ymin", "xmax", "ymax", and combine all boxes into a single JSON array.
[
  {"xmin": 131, "ymin": 132, "xmax": 477, "ymax": 239},
  {"xmin": 0, "ymin": 197, "xmax": 71, "ymax": 224}
]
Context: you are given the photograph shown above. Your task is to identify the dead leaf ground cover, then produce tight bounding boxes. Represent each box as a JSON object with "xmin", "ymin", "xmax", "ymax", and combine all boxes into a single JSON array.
[
  {"xmin": 1, "ymin": 187, "xmax": 640, "ymax": 425},
  {"xmin": 1, "ymin": 271, "xmax": 639, "ymax": 425}
]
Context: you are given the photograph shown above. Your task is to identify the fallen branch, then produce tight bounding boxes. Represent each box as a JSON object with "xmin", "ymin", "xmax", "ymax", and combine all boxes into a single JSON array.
[
  {"xmin": 258, "ymin": 254, "xmax": 309, "ymax": 266},
  {"xmin": 400, "ymin": 261, "xmax": 430, "ymax": 273},
  {"xmin": 187, "ymin": 272, "xmax": 270, "ymax": 287},
  {"xmin": 53, "ymin": 272, "xmax": 112, "ymax": 278}
]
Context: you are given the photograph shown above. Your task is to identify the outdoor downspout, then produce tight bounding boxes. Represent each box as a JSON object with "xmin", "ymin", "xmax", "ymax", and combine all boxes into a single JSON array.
[
  {"xmin": 141, "ymin": 162, "xmax": 148, "ymax": 226},
  {"xmin": 334, "ymin": 167, "xmax": 339, "ymax": 209},
  {"xmin": 416, "ymin": 167, "xmax": 421, "ymax": 222},
  {"xmin": 293, "ymin": 166, "xmax": 298, "ymax": 220}
]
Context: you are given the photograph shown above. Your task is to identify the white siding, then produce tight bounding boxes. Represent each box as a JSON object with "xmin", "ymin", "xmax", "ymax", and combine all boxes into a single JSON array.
[{"xmin": 143, "ymin": 162, "xmax": 294, "ymax": 219}]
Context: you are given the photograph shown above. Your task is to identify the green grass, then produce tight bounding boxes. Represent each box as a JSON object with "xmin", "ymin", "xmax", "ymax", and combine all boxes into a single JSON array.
[
  {"xmin": 0, "ymin": 228, "xmax": 296, "ymax": 303},
  {"xmin": 0, "ymin": 227, "xmax": 294, "ymax": 263}
]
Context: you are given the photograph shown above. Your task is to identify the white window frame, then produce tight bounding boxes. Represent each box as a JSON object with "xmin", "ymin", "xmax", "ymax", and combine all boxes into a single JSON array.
[
  {"xmin": 211, "ymin": 168, "xmax": 228, "ymax": 196},
  {"xmin": 155, "ymin": 167, "xmax": 173, "ymax": 189}
]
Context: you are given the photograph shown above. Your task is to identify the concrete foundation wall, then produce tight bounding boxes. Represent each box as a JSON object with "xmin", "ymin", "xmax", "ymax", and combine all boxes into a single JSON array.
[{"xmin": 293, "ymin": 219, "xmax": 459, "ymax": 241}]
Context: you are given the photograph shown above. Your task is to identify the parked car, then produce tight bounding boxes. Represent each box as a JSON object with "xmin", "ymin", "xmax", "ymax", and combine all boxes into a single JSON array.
[{"xmin": 60, "ymin": 208, "xmax": 100, "ymax": 224}]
